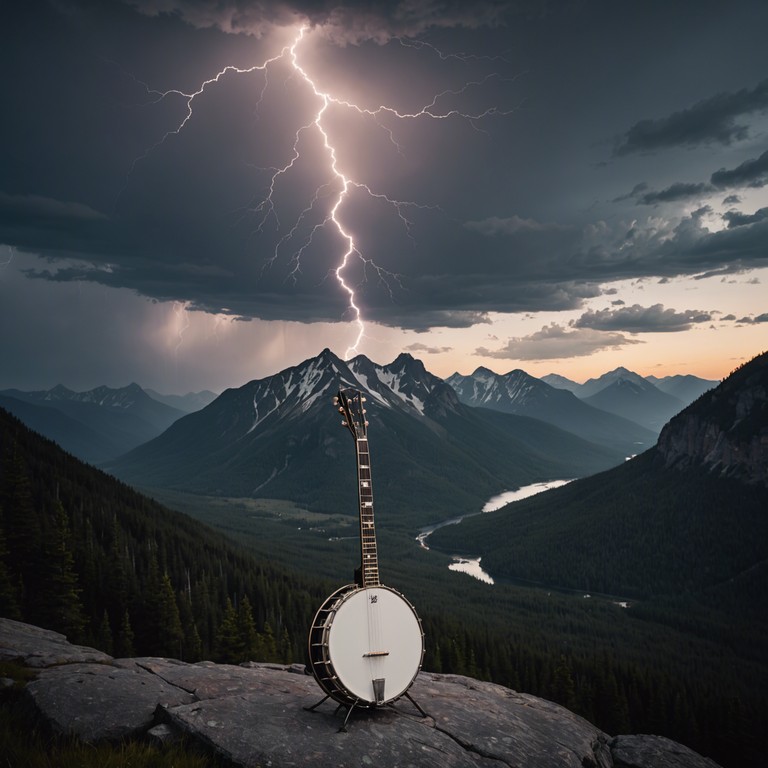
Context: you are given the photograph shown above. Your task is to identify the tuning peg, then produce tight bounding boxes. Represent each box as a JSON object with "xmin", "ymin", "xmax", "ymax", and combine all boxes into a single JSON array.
[
  {"xmin": 333, "ymin": 396, "xmax": 339, "ymax": 405},
  {"xmin": 341, "ymin": 420, "xmax": 347, "ymax": 426},
  {"xmin": 361, "ymin": 396, "xmax": 367, "ymax": 402}
]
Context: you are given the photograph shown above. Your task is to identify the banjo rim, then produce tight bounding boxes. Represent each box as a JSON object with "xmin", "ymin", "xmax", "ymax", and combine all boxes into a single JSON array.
[{"xmin": 307, "ymin": 583, "xmax": 424, "ymax": 707}]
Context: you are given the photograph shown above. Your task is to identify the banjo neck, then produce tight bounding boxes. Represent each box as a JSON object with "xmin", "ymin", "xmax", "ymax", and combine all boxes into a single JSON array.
[
  {"xmin": 334, "ymin": 387, "xmax": 381, "ymax": 588},
  {"xmin": 356, "ymin": 434, "xmax": 380, "ymax": 588}
]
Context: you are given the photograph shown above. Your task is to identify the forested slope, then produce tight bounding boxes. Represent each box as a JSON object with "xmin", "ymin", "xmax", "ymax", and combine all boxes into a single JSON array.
[
  {"xmin": 0, "ymin": 406, "xmax": 323, "ymax": 662},
  {"xmin": 429, "ymin": 449, "xmax": 768, "ymax": 599}
]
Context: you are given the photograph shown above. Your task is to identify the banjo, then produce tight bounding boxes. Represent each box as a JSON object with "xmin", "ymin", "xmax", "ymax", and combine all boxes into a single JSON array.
[{"xmin": 307, "ymin": 387, "xmax": 424, "ymax": 711}]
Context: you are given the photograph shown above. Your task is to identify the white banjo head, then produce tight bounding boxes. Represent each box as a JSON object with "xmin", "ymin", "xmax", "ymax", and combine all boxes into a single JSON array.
[{"xmin": 320, "ymin": 585, "xmax": 423, "ymax": 705}]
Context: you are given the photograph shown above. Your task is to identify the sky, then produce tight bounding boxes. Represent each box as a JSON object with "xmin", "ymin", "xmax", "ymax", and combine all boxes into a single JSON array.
[{"xmin": 2, "ymin": 0, "xmax": 767, "ymax": 395}]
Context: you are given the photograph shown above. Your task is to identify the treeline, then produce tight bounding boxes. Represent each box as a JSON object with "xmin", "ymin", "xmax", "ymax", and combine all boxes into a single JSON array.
[{"xmin": 0, "ymin": 407, "xmax": 324, "ymax": 663}]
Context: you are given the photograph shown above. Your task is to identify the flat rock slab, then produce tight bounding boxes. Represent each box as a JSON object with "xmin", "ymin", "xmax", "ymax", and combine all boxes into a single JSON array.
[
  {"xmin": 0, "ymin": 619, "xmax": 723, "ymax": 768},
  {"xmin": 114, "ymin": 657, "xmax": 305, "ymax": 701},
  {"xmin": 165, "ymin": 678, "xmax": 500, "ymax": 768},
  {"xmin": 25, "ymin": 662, "xmax": 196, "ymax": 741},
  {"xmin": 161, "ymin": 670, "xmax": 608, "ymax": 768},
  {"xmin": 0, "ymin": 617, "xmax": 111, "ymax": 667},
  {"xmin": 610, "ymin": 734, "xmax": 722, "ymax": 768},
  {"xmin": 417, "ymin": 674, "xmax": 612, "ymax": 768}
]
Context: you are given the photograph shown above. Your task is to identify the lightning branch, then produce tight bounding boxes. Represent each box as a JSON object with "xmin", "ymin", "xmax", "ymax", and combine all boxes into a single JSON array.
[{"xmin": 127, "ymin": 25, "xmax": 517, "ymax": 359}]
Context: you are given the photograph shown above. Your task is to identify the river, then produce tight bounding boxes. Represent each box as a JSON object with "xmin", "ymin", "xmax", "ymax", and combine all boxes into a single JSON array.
[{"xmin": 417, "ymin": 479, "xmax": 573, "ymax": 584}]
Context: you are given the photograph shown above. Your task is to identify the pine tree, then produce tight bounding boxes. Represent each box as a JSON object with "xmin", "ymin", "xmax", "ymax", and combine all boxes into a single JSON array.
[
  {"xmin": 551, "ymin": 655, "xmax": 577, "ymax": 711},
  {"xmin": 96, "ymin": 610, "xmax": 114, "ymax": 655},
  {"xmin": 37, "ymin": 500, "xmax": 86, "ymax": 641},
  {"xmin": 238, "ymin": 595, "xmax": 260, "ymax": 661},
  {"xmin": 157, "ymin": 572, "xmax": 184, "ymax": 659},
  {"xmin": 114, "ymin": 609, "xmax": 136, "ymax": 658},
  {"xmin": 594, "ymin": 667, "xmax": 630, "ymax": 735},
  {"xmin": 215, "ymin": 598, "xmax": 244, "ymax": 663},
  {"xmin": 0, "ymin": 516, "xmax": 21, "ymax": 619},
  {"xmin": 260, "ymin": 620, "xmax": 278, "ymax": 662},
  {"xmin": 178, "ymin": 592, "xmax": 203, "ymax": 661},
  {"xmin": 1, "ymin": 450, "xmax": 41, "ymax": 615}
]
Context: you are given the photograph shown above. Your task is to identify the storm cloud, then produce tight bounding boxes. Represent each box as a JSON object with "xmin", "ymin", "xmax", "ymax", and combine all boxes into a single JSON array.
[
  {"xmin": 476, "ymin": 324, "xmax": 643, "ymax": 361},
  {"xmin": 2, "ymin": 0, "xmax": 768, "ymax": 346},
  {"xmin": 572, "ymin": 304, "xmax": 712, "ymax": 333},
  {"xmin": 711, "ymin": 149, "xmax": 768, "ymax": 189},
  {"xmin": 124, "ymin": 0, "xmax": 516, "ymax": 42},
  {"xmin": 615, "ymin": 78, "xmax": 768, "ymax": 155}
]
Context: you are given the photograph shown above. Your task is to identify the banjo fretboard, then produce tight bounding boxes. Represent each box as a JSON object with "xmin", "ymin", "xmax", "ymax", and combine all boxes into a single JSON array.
[{"xmin": 356, "ymin": 436, "xmax": 380, "ymax": 587}]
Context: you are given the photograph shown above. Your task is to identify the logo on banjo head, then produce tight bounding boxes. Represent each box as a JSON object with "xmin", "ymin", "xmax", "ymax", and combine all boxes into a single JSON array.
[{"xmin": 306, "ymin": 387, "xmax": 425, "ymax": 725}]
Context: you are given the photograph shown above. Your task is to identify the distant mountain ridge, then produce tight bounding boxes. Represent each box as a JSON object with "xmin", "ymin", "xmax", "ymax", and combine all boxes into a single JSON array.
[
  {"xmin": 144, "ymin": 388, "xmax": 217, "ymax": 413},
  {"xmin": 543, "ymin": 366, "xmax": 704, "ymax": 433},
  {"xmin": 0, "ymin": 383, "xmax": 186, "ymax": 463},
  {"xmin": 106, "ymin": 349, "xmax": 624, "ymax": 526},
  {"xmin": 581, "ymin": 375, "xmax": 684, "ymax": 433},
  {"xmin": 646, "ymin": 374, "xmax": 717, "ymax": 404},
  {"xmin": 446, "ymin": 367, "xmax": 655, "ymax": 454}
]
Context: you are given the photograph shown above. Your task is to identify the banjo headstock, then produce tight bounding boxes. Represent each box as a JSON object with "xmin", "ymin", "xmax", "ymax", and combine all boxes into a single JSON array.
[{"xmin": 334, "ymin": 388, "xmax": 368, "ymax": 440}]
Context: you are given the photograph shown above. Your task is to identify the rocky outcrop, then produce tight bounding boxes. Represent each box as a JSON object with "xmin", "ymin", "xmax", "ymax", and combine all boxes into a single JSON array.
[
  {"xmin": 656, "ymin": 352, "xmax": 768, "ymax": 486},
  {"xmin": 0, "ymin": 618, "xmax": 721, "ymax": 768}
]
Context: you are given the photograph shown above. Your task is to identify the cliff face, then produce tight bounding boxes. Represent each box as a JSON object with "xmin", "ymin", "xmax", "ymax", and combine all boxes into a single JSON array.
[
  {"xmin": 655, "ymin": 352, "xmax": 768, "ymax": 486},
  {"xmin": 0, "ymin": 618, "xmax": 721, "ymax": 768}
]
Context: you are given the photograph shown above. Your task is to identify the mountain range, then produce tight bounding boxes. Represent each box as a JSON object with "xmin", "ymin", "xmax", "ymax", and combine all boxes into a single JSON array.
[
  {"xmin": 0, "ymin": 383, "xmax": 185, "ymax": 463},
  {"xmin": 143, "ymin": 388, "xmax": 218, "ymax": 413},
  {"xmin": 105, "ymin": 349, "xmax": 627, "ymax": 527},
  {"xmin": 540, "ymin": 367, "xmax": 717, "ymax": 433},
  {"xmin": 446, "ymin": 367, "xmax": 655, "ymax": 453},
  {"xmin": 2, "ymin": 356, "xmax": 716, "ymax": 486}
]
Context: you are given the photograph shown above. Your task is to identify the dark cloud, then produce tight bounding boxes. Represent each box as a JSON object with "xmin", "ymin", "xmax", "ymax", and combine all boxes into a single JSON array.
[
  {"xmin": 615, "ymin": 78, "xmax": 768, "ymax": 155},
  {"xmin": 722, "ymin": 207, "xmax": 768, "ymax": 228},
  {"xmin": 572, "ymin": 303, "xmax": 712, "ymax": 333},
  {"xmin": 125, "ymin": 0, "xmax": 515, "ymax": 43},
  {"xmin": 637, "ymin": 182, "xmax": 711, "ymax": 206},
  {"xmin": 476, "ymin": 323, "xmax": 643, "ymax": 361},
  {"xmin": 737, "ymin": 313, "xmax": 768, "ymax": 324},
  {"xmin": 464, "ymin": 215, "xmax": 565, "ymax": 235},
  {"xmin": 711, "ymin": 148, "xmax": 768, "ymax": 188},
  {"xmin": 612, "ymin": 182, "xmax": 648, "ymax": 203},
  {"xmin": 404, "ymin": 342, "xmax": 453, "ymax": 354},
  {"xmin": 623, "ymin": 149, "xmax": 768, "ymax": 207}
]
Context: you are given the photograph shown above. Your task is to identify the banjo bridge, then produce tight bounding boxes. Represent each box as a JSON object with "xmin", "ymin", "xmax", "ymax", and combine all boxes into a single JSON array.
[{"xmin": 362, "ymin": 650, "xmax": 390, "ymax": 657}]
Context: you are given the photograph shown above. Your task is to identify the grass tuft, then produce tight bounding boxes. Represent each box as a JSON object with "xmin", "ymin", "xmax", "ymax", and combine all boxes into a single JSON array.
[{"xmin": 0, "ymin": 699, "xmax": 227, "ymax": 768}]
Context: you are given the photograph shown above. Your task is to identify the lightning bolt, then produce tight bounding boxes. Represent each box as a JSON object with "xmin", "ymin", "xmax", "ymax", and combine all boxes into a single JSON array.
[
  {"xmin": 0, "ymin": 245, "xmax": 14, "ymax": 268},
  {"xmin": 125, "ymin": 25, "xmax": 518, "ymax": 360},
  {"xmin": 172, "ymin": 301, "xmax": 191, "ymax": 358}
]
